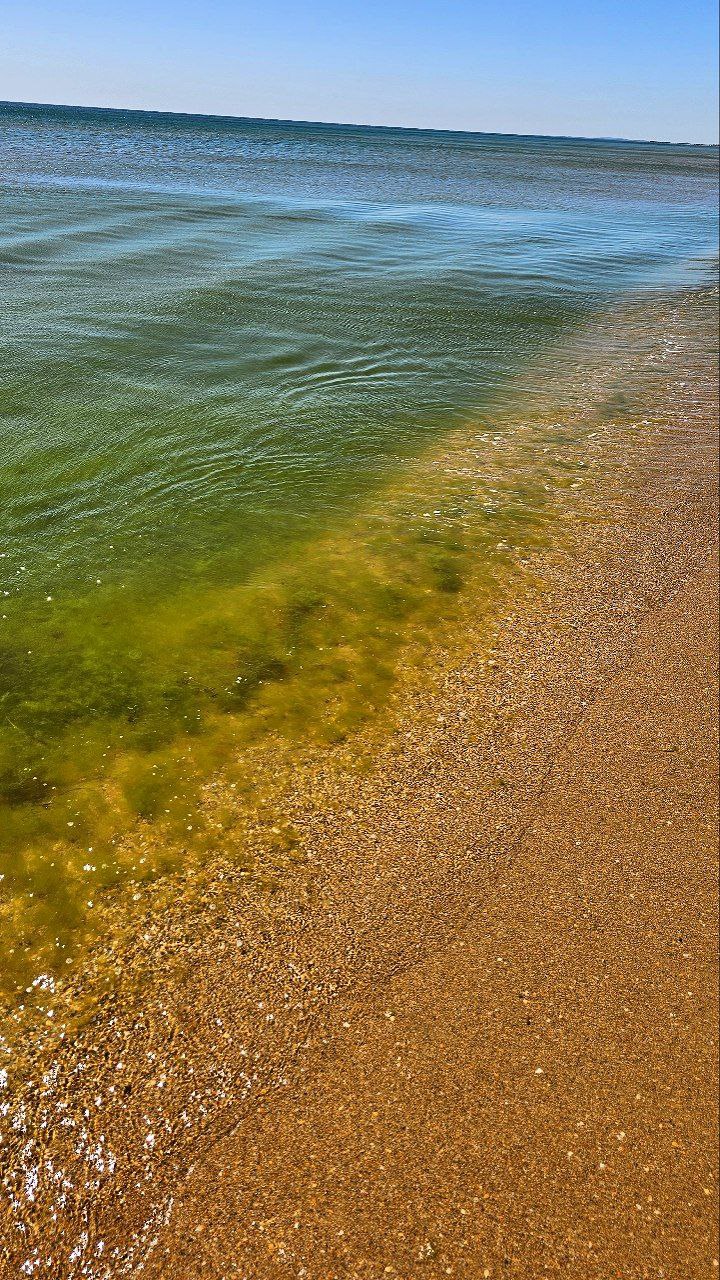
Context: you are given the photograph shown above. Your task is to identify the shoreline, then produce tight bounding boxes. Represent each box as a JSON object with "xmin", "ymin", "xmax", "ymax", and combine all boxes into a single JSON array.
[
  {"xmin": 1, "ymin": 296, "xmax": 718, "ymax": 1276},
  {"xmin": 2, "ymin": 283, "xmax": 712, "ymax": 1014}
]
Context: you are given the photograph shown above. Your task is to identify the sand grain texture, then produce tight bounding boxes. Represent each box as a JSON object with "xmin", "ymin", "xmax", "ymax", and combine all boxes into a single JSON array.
[{"xmin": 144, "ymin": 561, "xmax": 719, "ymax": 1278}]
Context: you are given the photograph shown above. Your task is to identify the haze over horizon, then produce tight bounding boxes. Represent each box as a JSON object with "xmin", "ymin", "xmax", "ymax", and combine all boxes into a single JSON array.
[{"xmin": 2, "ymin": 0, "xmax": 718, "ymax": 146}]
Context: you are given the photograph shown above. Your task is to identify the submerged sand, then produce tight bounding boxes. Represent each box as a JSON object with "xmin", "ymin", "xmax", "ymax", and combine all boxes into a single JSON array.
[{"xmin": 1, "ymin": 312, "xmax": 718, "ymax": 1276}]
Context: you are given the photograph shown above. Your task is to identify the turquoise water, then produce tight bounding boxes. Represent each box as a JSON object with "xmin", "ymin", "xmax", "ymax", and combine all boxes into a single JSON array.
[{"xmin": 0, "ymin": 102, "xmax": 717, "ymax": 993}]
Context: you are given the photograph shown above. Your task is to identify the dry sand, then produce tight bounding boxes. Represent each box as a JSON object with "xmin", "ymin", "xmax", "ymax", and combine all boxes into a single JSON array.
[{"xmin": 149, "ymin": 557, "xmax": 718, "ymax": 1280}]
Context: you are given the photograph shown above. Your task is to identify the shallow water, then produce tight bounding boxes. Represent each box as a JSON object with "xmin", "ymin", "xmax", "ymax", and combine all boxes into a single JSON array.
[{"xmin": 0, "ymin": 102, "xmax": 717, "ymax": 998}]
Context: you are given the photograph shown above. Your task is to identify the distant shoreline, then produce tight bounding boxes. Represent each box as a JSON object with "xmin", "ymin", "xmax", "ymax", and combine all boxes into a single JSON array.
[{"xmin": 3, "ymin": 98, "xmax": 718, "ymax": 148}]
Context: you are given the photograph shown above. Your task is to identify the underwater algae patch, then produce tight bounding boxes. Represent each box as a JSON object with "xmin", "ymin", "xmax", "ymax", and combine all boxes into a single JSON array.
[
  {"xmin": 0, "ymin": 423, "xmax": 586, "ymax": 1004},
  {"xmin": 2, "ymin": 282, "xmax": 715, "ymax": 1007}
]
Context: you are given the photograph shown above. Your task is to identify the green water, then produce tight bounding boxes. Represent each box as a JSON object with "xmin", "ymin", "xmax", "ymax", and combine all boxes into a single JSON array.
[{"xmin": 1, "ymin": 102, "xmax": 717, "ymax": 997}]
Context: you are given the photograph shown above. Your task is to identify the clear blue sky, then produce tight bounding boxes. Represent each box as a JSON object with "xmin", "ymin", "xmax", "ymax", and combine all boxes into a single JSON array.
[{"xmin": 3, "ymin": 0, "xmax": 718, "ymax": 143}]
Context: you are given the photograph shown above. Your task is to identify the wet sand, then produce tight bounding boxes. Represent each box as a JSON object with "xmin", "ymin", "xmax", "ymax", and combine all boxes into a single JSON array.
[
  {"xmin": 148, "ymin": 558, "xmax": 719, "ymax": 1280},
  {"xmin": 1, "ymin": 351, "xmax": 718, "ymax": 1276}
]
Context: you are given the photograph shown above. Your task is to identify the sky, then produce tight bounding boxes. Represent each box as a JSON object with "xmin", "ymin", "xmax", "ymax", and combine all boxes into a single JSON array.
[{"xmin": 2, "ymin": 0, "xmax": 718, "ymax": 144}]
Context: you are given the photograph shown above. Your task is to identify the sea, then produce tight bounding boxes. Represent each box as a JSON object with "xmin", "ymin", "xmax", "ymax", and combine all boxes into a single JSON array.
[{"xmin": 0, "ymin": 100, "xmax": 717, "ymax": 998}]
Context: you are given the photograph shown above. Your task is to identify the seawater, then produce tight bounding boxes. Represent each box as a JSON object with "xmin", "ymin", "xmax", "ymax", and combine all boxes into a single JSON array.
[{"xmin": 1, "ymin": 101, "xmax": 717, "ymax": 998}]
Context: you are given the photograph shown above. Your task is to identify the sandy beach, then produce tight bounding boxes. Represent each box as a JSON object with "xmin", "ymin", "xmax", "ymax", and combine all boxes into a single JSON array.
[
  {"xmin": 149, "ymin": 540, "xmax": 719, "ymax": 1280},
  {"xmin": 2, "ymin": 288, "xmax": 717, "ymax": 1278}
]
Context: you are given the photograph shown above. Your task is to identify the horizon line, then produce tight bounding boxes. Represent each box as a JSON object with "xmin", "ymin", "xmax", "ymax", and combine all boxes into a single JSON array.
[{"xmin": 2, "ymin": 97, "xmax": 718, "ymax": 149}]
